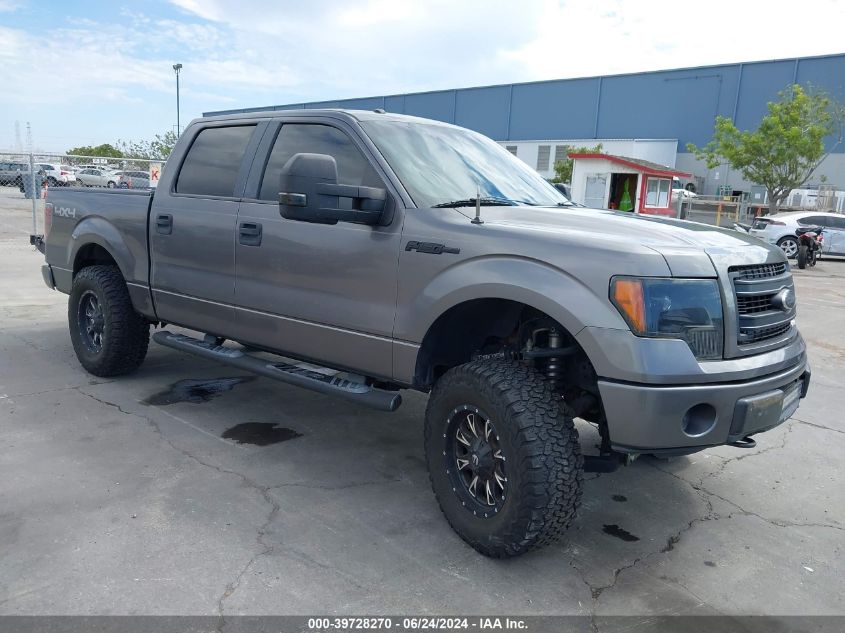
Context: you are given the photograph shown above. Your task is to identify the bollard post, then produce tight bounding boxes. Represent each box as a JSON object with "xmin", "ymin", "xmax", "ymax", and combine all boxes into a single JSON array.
[
  {"xmin": 28, "ymin": 153, "xmax": 37, "ymax": 235},
  {"xmin": 716, "ymin": 203, "xmax": 722, "ymax": 227}
]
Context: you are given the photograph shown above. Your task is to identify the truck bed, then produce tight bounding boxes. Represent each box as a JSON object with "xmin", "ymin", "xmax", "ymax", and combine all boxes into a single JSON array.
[{"xmin": 43, "ymin": 187, "xmax": 154, "ymax": 300}]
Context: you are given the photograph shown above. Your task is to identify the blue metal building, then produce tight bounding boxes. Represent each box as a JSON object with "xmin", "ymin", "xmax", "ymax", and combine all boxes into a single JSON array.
[{"xmin": 206, "ymin": 53, "xmax": 845, "ymax": 193}]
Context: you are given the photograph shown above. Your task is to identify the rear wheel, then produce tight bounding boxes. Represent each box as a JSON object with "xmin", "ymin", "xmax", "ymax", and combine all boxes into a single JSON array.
[
  {"xmin": 778, "ymin": 236, "xmax": 799, "ymax": 259},
  {"xmin": 797, "ymin": 244, "xmax": 808, "ymax": 269},
  {"xmin": 107, "ymin": 181, "xmax": 116, "ymax": 188},
  {"xmin": 424, "ymin": 359, "xmax": 583, "ymax": 557},
  {"xmin": 69, "ymin": 265, "xmax": 150, "ymax": 376}
]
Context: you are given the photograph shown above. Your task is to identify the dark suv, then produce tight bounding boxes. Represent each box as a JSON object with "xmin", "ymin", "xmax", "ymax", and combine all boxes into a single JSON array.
[{"xmin": 0, "ymin": 161, "xmax": 27, "ymax": 187}]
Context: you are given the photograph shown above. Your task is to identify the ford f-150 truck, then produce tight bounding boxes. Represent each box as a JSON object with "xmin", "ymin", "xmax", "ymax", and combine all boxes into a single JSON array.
[{"xmin": 33, "ymin": 109, "xmax": 810, "ymax": 557}]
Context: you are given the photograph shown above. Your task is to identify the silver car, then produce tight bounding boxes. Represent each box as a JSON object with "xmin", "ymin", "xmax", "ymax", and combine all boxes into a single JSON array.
[
  {"xmin": 75, "ymin": 168, "xmax": 120, "ymax": 188},
  {"xmin": 748, "ymin": 211, "xmax": 845, "ymax": 257}
]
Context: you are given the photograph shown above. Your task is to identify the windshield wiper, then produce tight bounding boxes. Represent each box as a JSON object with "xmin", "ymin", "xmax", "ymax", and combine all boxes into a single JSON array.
[{"xmin": 433, "ymin": 196, "xmax": 516, "ymax": 208}]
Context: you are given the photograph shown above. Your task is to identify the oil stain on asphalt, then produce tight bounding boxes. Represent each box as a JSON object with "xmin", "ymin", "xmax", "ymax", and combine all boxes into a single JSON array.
[
  {"xmin": 602, "ymin": 524, "xmax": 640, "ymax": 542},
  {"xmin": 144, "ymin": 376, "xmax": 256, "ymax": 406},
  {"xmin": 222, "ymin": 423, "xmax": 302, "ymax": 446}
]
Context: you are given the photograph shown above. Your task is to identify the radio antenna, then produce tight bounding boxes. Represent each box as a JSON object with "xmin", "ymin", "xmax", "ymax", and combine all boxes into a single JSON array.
[{"xmin": 471, "ymin": 184, "xmax": 484, "ymax": 225}]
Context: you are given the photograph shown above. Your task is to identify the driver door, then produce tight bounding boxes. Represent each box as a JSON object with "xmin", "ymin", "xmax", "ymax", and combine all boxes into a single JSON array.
[{"xmin": 231, "ymin": 119, "xmax": 404, "ymax": 379}]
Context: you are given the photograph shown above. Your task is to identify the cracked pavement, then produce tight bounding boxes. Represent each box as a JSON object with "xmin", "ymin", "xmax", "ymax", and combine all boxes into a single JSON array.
[{"xmin": 0, "ymin": 193, "xmax": 843, "ymax": 617}]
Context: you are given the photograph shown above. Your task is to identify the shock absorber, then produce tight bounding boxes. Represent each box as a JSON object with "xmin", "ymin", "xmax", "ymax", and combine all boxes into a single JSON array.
[{"xmin": 545, "ymin": 328, "xmax": 563, "ymax": 388}]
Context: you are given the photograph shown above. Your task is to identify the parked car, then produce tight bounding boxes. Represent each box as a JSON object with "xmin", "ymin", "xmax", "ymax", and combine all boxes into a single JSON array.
[
  {"xmin": 75, "ymin": 168, "xmax": 120, "ymax": 188},
  {"xmin": 35, "ymin": 109, "xmax": 810, "ymax": 558},
  {"xmin": 671, "ymin": 188, "xmax": 698, "ymax": 201},
  {"xmin": 21, "ymin": 163, "xmax": 77, "ymax": 187},
  {"xmin": 552, "ymin": 182, "xmax": 571, "ymax": 198},
  {"xmin": 52, "ymin": 164, "xmax": 78, "ymax": 186},
  {"xmin": 72, "ymin": 164, "xmax": 117, "ymax": 174},
  {"xmin": 748, "ymin": 211, "xmax": 845, "ymax": 258},
  {"xmin": 0, "ymin": 161, "xmax": 27, "ymax": 186},
  {"xmin": 117, "ymin": 170, "xmax": 151, "ymax": 189}
]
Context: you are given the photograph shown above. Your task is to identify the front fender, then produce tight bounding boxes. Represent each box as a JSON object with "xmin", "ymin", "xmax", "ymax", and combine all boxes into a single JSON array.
[{"xmin": 394, "ymin": 255, "xmax": 628, "ymax": 344}]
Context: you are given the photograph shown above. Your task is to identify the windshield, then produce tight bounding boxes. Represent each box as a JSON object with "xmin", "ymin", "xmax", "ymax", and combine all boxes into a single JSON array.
[{"xmin": 361, "ymin": 119, "xmax": 570, "ymax": 208}]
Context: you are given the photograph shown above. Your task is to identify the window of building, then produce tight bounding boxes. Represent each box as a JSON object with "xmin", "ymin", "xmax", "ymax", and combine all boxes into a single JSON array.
[
  {"xmin": 175, "ymin": 125, "xmax": 256, "ymax": 197},
  {"xmin": 259, "ymin": 124, "xmax": 381, "ymax": 201},
  {"xmin": 554, "ymin": 145, "xmax": 569, "ymax": 165},
  {"xmin": 505, "ymin": 145, "xmax": 518, "ymax": 156},
  {"xmin": 536, "ymin": 145, "xmax": 551, "ymax": 171},
  {"xmin": 645, "ymin": 177, "xmax": 671, "ymax": 207}
]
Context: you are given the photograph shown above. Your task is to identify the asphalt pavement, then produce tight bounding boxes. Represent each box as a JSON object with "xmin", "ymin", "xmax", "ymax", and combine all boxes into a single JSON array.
[{"xmin": 0, "ymin": 189, "xmax": 842, "ymax": 621}]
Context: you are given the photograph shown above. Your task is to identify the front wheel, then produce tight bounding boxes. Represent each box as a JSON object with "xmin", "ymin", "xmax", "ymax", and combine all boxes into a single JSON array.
[
  {"xmin": 778, "ymin": 236, "xmax": 799, "ymax": 259},
  {"xmin": 424, "ymin": 360, "xmax": 583, "ymax": 557},
  {"xmin": 797, "ymin": 244, "xmax": 808, "ymax": 269},
  {"xmin": 69, "ymin": 265, "xmax": 150, "ymax": 376},
  {"xmin": 107, "ymin": 181, "xmax": 116, "ymax": 188}
]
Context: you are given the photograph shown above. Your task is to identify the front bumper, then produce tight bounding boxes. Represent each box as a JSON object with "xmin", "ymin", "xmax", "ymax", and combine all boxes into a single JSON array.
[{"xmin": 599, "ymin": 358, "xmax": 810, "ymax": 453}]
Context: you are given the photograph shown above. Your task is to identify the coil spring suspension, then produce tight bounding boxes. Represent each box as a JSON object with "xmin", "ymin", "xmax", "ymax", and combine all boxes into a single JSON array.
[{"xmin": 545, "ymin": 328, "xmax": 563, "ymax": 388}]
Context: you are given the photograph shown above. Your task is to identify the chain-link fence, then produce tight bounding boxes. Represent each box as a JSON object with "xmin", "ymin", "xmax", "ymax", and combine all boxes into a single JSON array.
[
  {"xmin": 1, "ymin": 150, "xmax": 165, "ymax": 237},
  {"xmin": 0, "ymin": 150, "xmax": 163, "ymax": 193}
]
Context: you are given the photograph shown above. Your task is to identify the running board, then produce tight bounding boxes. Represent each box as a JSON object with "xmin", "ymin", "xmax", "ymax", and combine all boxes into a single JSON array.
[{"xmin": 152, "ymin": 331, "xmax": 402, "ymax": 412}]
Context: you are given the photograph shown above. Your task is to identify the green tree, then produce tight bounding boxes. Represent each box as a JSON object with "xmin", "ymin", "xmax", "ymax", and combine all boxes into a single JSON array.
[
  {"xmin": 551, "ymin": 144, "xmax": 603, "ymax": 183},
  {"xmin": 116, "ymin": 131, "xmax": 179, "ymax": 160},
  {"xmin": 688, "ymin": 85, "xmax": 844, "ymax": 214},
  {"xmin": 66, "ymin": 143, "xmax": 123, "ymax": 158}
]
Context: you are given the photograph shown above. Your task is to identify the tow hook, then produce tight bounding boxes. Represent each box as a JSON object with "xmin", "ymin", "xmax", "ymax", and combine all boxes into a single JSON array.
[{"xmin": 729, "ymin": 436, "xmax": 757, "ymax": 449}]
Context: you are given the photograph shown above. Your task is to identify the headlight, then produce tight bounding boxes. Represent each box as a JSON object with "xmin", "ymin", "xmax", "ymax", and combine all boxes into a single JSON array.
[{"xmin": 610, "ymin": 277, "xmax": 724, "ymax": 360}]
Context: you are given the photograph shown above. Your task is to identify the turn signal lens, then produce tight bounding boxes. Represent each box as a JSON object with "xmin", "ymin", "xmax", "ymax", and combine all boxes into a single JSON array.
[
  {"xmin": 609, "ymin": 276, "xmax": 724, "ymax": 360},
  {"xmin": 611, "ymin": 278, "xmax": 646, "ymax": 334}
]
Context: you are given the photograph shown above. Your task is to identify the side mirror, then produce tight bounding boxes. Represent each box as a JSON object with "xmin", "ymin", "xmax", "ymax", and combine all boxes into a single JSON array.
[{"xmin": 278, "ymin": 153, "xmax": 387, "ymax": 226}]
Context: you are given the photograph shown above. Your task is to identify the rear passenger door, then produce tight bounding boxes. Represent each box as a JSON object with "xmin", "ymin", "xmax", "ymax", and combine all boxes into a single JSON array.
[{"xmin": 150, "ymin": 122, "xmax": 264, "ymax": 337}]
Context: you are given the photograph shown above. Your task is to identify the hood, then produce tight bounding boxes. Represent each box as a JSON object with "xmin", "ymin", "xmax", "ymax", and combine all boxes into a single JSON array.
[{"xmin": 455, "ymin": 205, "xmax": 785, "ymax": 277}]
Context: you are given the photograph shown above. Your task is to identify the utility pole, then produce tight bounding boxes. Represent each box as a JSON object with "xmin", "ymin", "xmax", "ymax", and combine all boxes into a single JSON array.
[
  {"xmin": 26, "ymin": 122, "xmax": 36, "ymax": 235},
  {"xmin": 173, "ymin": 63, "xmax": 183, "ymax": 135}
]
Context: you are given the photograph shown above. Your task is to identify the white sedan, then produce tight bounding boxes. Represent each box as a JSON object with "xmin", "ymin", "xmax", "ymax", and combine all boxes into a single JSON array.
[{"xmin": 748, "ymin": 211, "xmax": 845, "ymax": 258}]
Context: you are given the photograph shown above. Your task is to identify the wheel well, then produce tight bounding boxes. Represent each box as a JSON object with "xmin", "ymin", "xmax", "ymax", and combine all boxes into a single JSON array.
[
  {"xmin": 73, "ymin": 244, "xmax": 118, "ymax": 275},
  {"xmin": 413, "ymin": 299, "xmax": 598, "ymax": 400}
]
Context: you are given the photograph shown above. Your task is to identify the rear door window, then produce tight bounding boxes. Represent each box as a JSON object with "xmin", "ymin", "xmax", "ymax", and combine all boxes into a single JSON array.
[
  {"xmin": 798, "ymin": 215, "xmax": 826, "ymax": 226},
  {"xmin": 176, "ymin": 125, "xmax": 256, "ymax": 197}
]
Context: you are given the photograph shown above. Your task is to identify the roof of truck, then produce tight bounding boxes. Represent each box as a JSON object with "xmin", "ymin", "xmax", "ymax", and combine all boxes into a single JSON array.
[{"xmin": 196, "ymin": 108, "xmax": 458, "ymax": 128}]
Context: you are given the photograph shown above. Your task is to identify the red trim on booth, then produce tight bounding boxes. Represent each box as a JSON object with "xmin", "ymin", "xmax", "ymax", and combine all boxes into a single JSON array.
[{"xmin": 567, "ymin": 153, "xmax": 691, "ymax": 178}]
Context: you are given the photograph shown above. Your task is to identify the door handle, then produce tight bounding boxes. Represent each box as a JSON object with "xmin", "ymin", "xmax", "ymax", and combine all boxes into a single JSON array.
[
  {"xmin": 239, "ymin": 221, "xmax": 262, "ymax": 246},
  {"xmin": 155, "ymin": 213, "xmax": 172, "ymax": 235}
]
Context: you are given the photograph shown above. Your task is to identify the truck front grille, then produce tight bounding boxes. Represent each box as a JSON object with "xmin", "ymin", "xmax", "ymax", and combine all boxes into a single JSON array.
[
  {"xmin": 736, "ymin": 292, "xmax": 777, "ymax": 314},
  {"xmin": 739, "ymin": 321, "xmax": 792, "ymax": 343},
  {"xmin": 729, "ymin": 262, "xmax": 787, "ymax": 280},
  {"xmin": 729, "ymin": 263, "xmax": 795, "ymax": 349}
]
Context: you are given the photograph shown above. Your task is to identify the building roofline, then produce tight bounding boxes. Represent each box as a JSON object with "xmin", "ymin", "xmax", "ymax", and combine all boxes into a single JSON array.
[{"xmin": 205, "ymin": 52, "xmax": 845, "ymax": 117}]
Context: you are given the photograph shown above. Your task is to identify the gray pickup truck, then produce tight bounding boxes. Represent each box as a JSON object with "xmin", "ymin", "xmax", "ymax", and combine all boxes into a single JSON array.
[{"xmin": 34, "ymin": 109, "xmax": 810, "ymax": 557}]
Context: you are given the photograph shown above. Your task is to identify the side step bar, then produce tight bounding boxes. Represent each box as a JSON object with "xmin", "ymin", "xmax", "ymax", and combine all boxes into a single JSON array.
[{"xmin": 152, "ymin": 331, "xmax": 402, "ymax": 412}]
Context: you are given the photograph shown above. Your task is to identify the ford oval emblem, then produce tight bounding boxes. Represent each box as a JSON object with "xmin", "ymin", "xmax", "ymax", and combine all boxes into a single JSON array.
[{"xmin": 772, "ymin": 288, "xmax": 796, "ymax": 311}]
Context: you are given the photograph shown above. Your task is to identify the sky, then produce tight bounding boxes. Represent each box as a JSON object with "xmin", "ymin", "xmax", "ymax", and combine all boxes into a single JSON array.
[{"xmin": 1, "ymin": 0, "xmax": 844, "ymax": 152}]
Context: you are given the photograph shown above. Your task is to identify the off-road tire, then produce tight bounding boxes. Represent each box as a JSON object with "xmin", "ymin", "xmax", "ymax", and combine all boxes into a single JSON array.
[
  {"xmin": 797, "ymin": 244, "xmax": 808, "ymax": 269},
  {"xmin": 69, "ymin": 265, "xmax": 149, "ymax": 377},
  {"xmin": 424, "ymin": 359, "xmax": 583, "ymax": 557}
]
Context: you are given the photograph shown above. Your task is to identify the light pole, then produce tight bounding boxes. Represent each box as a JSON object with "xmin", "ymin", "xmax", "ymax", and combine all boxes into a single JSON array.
[{"xmin": 173, "ymin": 63, "xmax": 183, "ymax": 135}]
